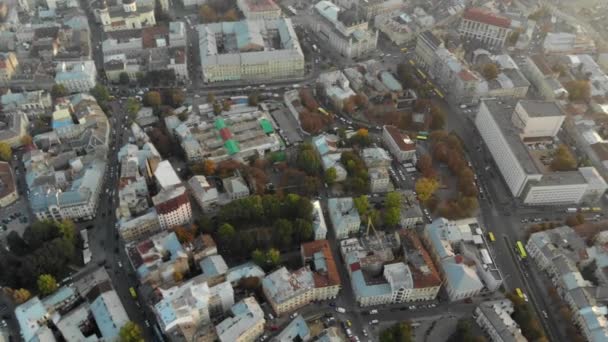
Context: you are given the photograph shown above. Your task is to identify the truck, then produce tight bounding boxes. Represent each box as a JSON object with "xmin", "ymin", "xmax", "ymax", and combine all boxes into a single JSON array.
[{"xmin": 566, "ymin": 208, "xmax": 577, "ymax": 213}]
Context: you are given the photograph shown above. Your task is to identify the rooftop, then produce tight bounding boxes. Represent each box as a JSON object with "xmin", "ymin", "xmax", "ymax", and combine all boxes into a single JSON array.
[
  {"xmin": 463, "ymin": 7, "xmax": 511, "ymax": 29},
  {"xmin": 518, "ymin": 100, "xmax": 564, "ymax": 118},
  {"xmin": 301, "ymin": 240, "xmax": 341, "ymax": 288},
  {"xmin": 216, "ymin": 297, "xmax": 264, "ymax": 342},
  {"xmin": 263, "ymin": 267, "xmax": 315, "ymax": 304},
  {"xmin": 383, "ymin": 125, "xmax": 415, "ymax": 152}
]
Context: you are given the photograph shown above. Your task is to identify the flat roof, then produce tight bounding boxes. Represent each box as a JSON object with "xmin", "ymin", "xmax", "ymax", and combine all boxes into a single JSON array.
[
  {"xmin": 481, "ymin": 99, "xmax": 540, "ymax": 175},
  {"xmin": 518, "ymin": 100, "xmax": 564, "ymax": 118},
  {"xmin": 534, "ymin": 171, "xmax": 587, "ymax": 186}
]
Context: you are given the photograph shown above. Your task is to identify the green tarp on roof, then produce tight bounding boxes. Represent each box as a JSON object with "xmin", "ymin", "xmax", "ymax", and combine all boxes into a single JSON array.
[
  {"xmin": 215, "ymin": 118, "xmax": 226, "ymax": 130},
  {"xmin": 224, "ymin": 139, "xmax": 240, "ymax": 155},
  {"xmin": 260, "ymin": 119, "xmax": 274, "ymax": 134}
]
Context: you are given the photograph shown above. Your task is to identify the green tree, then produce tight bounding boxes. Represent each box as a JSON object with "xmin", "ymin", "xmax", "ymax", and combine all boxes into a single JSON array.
[
  {"xmin": 126, "ymin": 98, "xmax": 141, "ymax": 116},
  {"xmin": 213, "ymin": 101, "xmax": 222, "ymax": 115},
  {"xmin": 385, "ymin": 191, "xmax": 401, "ymax": 208},
  {"xmin": 481, "ymin": 63, "xmax": 499, "ymax": 80},
  {"xmin": 217, "ymin": 223, "xmax": 236, "ymax": 246},
  {"xmin": 7, "ymin": 231, "xmax": 27, "ymax": 256},
  {"xmin": 37, "ymin": 274, "xmax": 58, "ymax": 296},
  {"xmin": 296, "ymin": 143, "xmax": 321, "ymax": 175},
  {"xmin": 384, "ymin": 207, "xmax": 401, "ymax": 227},
  {"xmin": 57, "ymin": 220, "xmax": 76, "ymax": 244},
  {"xmin": 119, "ymin": 321, "xmax": 144, "ymax": 342},
  {"xmin": 273, "ymin": 219, "xmax": 293, "ymax": 246},
  {"xmin": 119, "ymin": 72, "xmax": 130, "ymax": 85},
  {"xmin": 380, "ymin": 322, "xmax": 414, "ymax": 342},
  {"xmin": 415, "ymin": 178, "xmax": 439, "ymax": 203},
  {"xmin": 565, "ymin": 80, "xmax": 591, "ymax": 102},
  {"xmin": 266, "ymin": 248, "xmax": 281, "ymax": 267},
  {"xmin": 325, "ymin": 167, "xmax": 338, "ymax": 184},
  {"xmin": 51, "ymin": 84, "xmax": 68, "ymax": 99},
  {"xmin": 353, "ymin": 195, "xmax": 370, "ymax": 216},
  {"xmin": 91, "ymin": 84, "xmax": 110, "ymax": 104},
  {"xmin": 252, "ymin": 249, "xmax": 266, "ymax": 267},
  {"xmin": 196, "ymin": 216, "xmax": 215, "ymax": 234},
  {"xmin": 207, "ymin": 93, "xmax": 216, "ymax": 103},
  {"xmin": 143, "ymin": 91, "xmax": 162, "ymax": 107},
  {"xmin": 0, "ymin": 142, "xmax": 12, "ymax": 161},
  {"xmin": 294, "ymin": 218, "xmax": 313, "ymax": 242}
]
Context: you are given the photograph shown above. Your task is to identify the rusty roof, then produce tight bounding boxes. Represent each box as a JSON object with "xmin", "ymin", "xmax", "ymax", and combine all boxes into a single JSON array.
[
  {"xmin": 463, "ymin": 7, "xmax": 511, "ymax": 29},
  {"xmin": 301, "ymin": 240, "xmax": 341, "ymax": 288}
]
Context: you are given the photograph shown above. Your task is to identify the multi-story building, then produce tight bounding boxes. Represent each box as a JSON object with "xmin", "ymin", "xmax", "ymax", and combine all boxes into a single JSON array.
[
  {"xmin": 474, "ymin": 53, "xmax": 530, "ymax": 100},
  {"xmin": 318, "ymin": 70, "xmax": 357, "ymax": 111},
  {"xmin": 198, "ymin": 18, "xmax": 304, "ymax": 83},
  {"xmin": 118, "ymin": 209, "xmax": 161, "ymax": 242},
  {"xmin": 301, "ymin": 240, "xmax": 342, "ymax": 300},
  {"xmin": 215, "ymin": 297, "xmax": 265, "ymax": 342},
  {"xmin": 399, "ymin": 191, "xmax": 423, "ymax": 228},
  {"xmin": 94, "ymin": 0, "xmax": 156, "ymax": 32},
  {"xmin": 152, "ymin": 185, "xmax": 192, "ymax": 230},
  {"xmin": 237, "ymin": 0, "xmax": 282, "ymax": 20},
  {"xmin": 543, "ymin": 32, "xmax": 596, "ymax": 55},
  {"xmin": 0, "ymin": 52, "xmax": 18, "ymax": 85},
  {"xmin": 1, "ymin": 90, "xmax": 52, "ymax": 111},
  {"xmin": 424, "ymin": 218, "xmax": 502, "ymax": 301},
  {"xmin": 55, "ymin": 61, "xmax": 97, "ymax": 93},
  {"xmin": 312, "ymin": 200, "xmax": 328, "ymax": 240},
  {"xmin": 327, "ymin": 197, "xmax": 361, "ymax": 239},
  {"xmin": 311, "ymin": 1, "xmax": 378, "ymax": 59},
  {"xmin": 475, "ymin": 99, "xmax": 606, "ymax": 205},
  {"xmin": 0, "ymin": 161, "xmax": 18, "ymax": 207},
  {"xmin": 0, "ymin": 111, "xmax": 29, "ymax": 148},
  {"xmin": 224, "ymin": 176, "xmax": 250, "ymax": 200},
  {"xmin": 521, "ymin": 55, "xmax": 568, "ymax": 100},
  {"xmin": 382, "ymin": 125, "xmax": 416, "ymax": 163},
  {"xmin": 458, "ymin": 7, "xmax": 512, "ymax": 49},
  {"xmin": 273, "ymin": 315, "xmax": 311, "ymax": 342},
  {"xmin": 362, "ymin": 147, "xmax": 391, "ymax": 193},
  {"xmin": 475, "ymin": 300, "xmax": 527, "ymax": 342},
  {"xmin": 188, "ymin": 175, "xmax": 219, "ymax": 212}
]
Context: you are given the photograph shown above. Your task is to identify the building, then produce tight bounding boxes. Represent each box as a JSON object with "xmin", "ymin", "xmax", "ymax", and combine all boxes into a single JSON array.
[
  {"xmin": 564, "ymin": 54, "xmax": 608, "ymax": 98},
  {"xmin": 1, "ymin": 90, "xmax": 52, "ymax": 111},
  {"xmin": 237, "ymin": 0, "xmax": 281, "ymax": 20},
  {"xmin": 475, "ymin": 99, "xmax": 604, "ymax": 205},
  {"xmin": 155, "ymin": 276, "xmax": 234, "ymax": 341},
  {"xmin": 0, "ymin": 52, "xmax": 18, "ymax": 85},
  {"xmin": 399, "ymin": 191, "xmax": 423, "ymax": 228},
  {"xmin": 424, "ymin": 218, "xmax": 502, "ymax": 301},
  {"xmin": 382, "ymin": 125, "xmax": 416, "ymax": 162},
  {"xmin": 188, "ymin": 175, "xmax": 219, "ymax": 211},
  {"xmin": 312, "ymin": 134, "xmax": 348, "ymax": 182},
  {"xmin": 543, "ymin": 32, "xmax": 596, "ymax": 55},
  {"xmin": 94, "ymin": 0, "xmax": 156, "ymax": 32},
  {"xmin": 198, "ymin": 18, "xmax": 304, "ymax": 83},
  {"xmin": 226, "ymin": 262, "xmax": 266, "ymax": 287},
  {"xmin": 127, "ymin": 231, "xmax": 190, "ymax": 286},
  {"xmin": 312, "ymin": 200, "xmax": 328, "ymax": 240},
  {"xmin": 400, "ymin": 230, "xmax": 442, "ymax": 301},
  {"xmin": 0, "ymin": 162, "xmax": 18, "ymax": 207},
  {"xmin": 415, "ymin": 30, "xmax": 442, "ymax": 72},
  {"xmin": 475, "ymin": 300, "xmax": 527, "ymax": 342},
  {"xmin": 152, "ymin": 185, "xmax": 192, "ymax": 230},
  {"xmin": 318, "ymin": 70, "xmax": 356, "ymax": 111},
  {"xmin": 311, "ymin": 1, "xmax": 378, "ymax": 59},
  {"xmin": 374, "ymin": 6, "xmax": 435, "ymax": 45},
  {"xmin": 474, "ymin": 53, "xmax": 530, "ymax": 100},
  {"xmin": 521, "ymin": 55, "xmax": 568, "ymax": 100},
  {"xmin": 327, "ymin": 197, "xmax": 361, "ymax": 239},
  {"xmin": 55, "ymin": 61, "xmax": 97, "ymax": 93},
  {"xmin": 362, "ymin": 147, "xmax": 391, "ymax": 193},
  {"xmin": 301, "ymin": 240, "xmax": 342, "ymax": 299},
  {"xmin": 263, "ymin": 267, "xmax": 315, "ymax": 315},
  {"xmin": 224, "ymin": 175, "xmax": 250, "ymax": 200},
  {"xmin": 272, "ymin": 315, "xmax": 311, "ymax": 342},
  {"xmin": 0, "ymin": 111, "xmax": 29, "ymax": 148},
  {"xmin": 215, "ymin": 297, "xmax": 265, "ymax": 342},
  {"xmin": 459, "ymin": 7, "xmax": 512, "ymax": 49},
  {"xmin": 118, "ymin": 209, "xmax": 161, "ymax": 242}
]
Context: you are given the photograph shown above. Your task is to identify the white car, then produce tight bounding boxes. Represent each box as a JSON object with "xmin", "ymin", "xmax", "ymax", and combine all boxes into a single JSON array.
[{"xmin": 335, "ymin": 307, "xmax": 346, "ymax": 313}]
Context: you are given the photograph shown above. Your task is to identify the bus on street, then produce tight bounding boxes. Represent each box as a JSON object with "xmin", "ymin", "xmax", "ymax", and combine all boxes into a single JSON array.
[
  {"xmin": 516, "ymin": 241, "xmax": 527, "ymax": 259},
  {"xmin": 416, "ymin": 135, "xmax": 428, "ymax": 141},
  {"xmin": 515, "ymin": 288, "xmax": 524, "ymax": 299},
  {"xmin": 129, "ymin": 287, "xmax": 137, "ymax": 299},
  {"xmin": 488, "ymin": 232, "xmax": 496, "ymax": 242}
]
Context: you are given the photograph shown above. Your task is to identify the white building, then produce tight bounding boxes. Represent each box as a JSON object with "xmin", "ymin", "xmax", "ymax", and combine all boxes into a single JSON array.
[
  {"xmin": 327, "ymin": 197, "xmax": 360, "ymax": 239},
  {"xmin": 459, "ymin": 7, "xmax": 512, "ymax": 49},
  {"xmin": 55, "ymin": 61, "xmax": 97, "ymax": 93},
  {"xmin": 0, "ymin": 90, "xmax": 52, "ymax": 111},
  {"xmin": 237, "ymin": 0, "xmax": 282, "ymax": 20},
  {"xmin": 475, "ymin": 300, "xmax": 527, "ymax": 342},
  {"xmin": 312, "ymin": 200, "xmax": 328, "ymax": 240},
  {"xmin": 318, "ymin": 70, "xmax": 356, "ymax": 111},
  {"xmin": 118, "ymin": 209, "xmax": 161, "ymax": 242},
  {"xmin": 94, "ymin": 0, "xmax": 156, "ymax": 32},
  {"xmin": 188, "ymin": 175, "xmax": 219, "ymax": 211},
  {"xmin": 224, "ymin": 176, "xmax": 250, "ymax": 200},
  {"xmin": 543, "ymin": 32, "xmax": 596, "ymax": 55},
  {"xmin": 216, "ymin": 297, "xmax": 265, "ymax": 342},
  {"xmin": 382, "ymin": 125, "xmax": 416, "ymax": 162},
  {"xmin": 198, "ymin": 19, "xmax": 304, "ymax": 83},
  {"xmin": 152, "ymin": 185, "xmax": 192, "ymax": 230},
  {"xmin": 311, "ymin": 1, "xmax": 378, "ymax": 59}
]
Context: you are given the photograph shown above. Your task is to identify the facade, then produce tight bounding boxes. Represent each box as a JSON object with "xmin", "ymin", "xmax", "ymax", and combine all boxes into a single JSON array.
[
  {"xmin": 311, "ymin": 1, "xmax": 378, "ymax": 59},
  {"xmin": 475, "ymin": 300, "xmax": 527, "ymax": 342},
  {"xmin": 198, "ymin": 19, "xmax": 304, "ymax": 83},
  {"xmin": 95, "ymin": 0, "xmax": 156, "ymax": 32},
  {"xmin": 327, "ymin": 197, "xmax": 361, "ymax": 239},
  {"xmin": 118, "ymin": 209, "xmax": 161, "ymax": 242},
  {"xmin": 382, "ymin": 125, "xmax": 416, "ymax": 162},
  {"xmin": 521, "ymin": 55, "xmax": 568, "ymax": 100},
  {"xmin": 1, "ymin": 90, "xmax": 52, "ymax": 111},
  {"xmin": 215, "ymin": 297, "xmax": 265, "ymax": 342},
  {"xmin": 224, "ymin": 176, "xmax": 250, "ymax": 200},
  {"xmin": 188, "ymin": 175, "xmax": 219, "ymax": 211},
  {"xmin": 543, "ymin": 32, "xmax": 596, "ymax": 55},
  {"xmin": 55, "ymin": 61, "xmax": 97, "ymax": 93},
  {"xmin": 237, "ymin": 0, "xmax": 281, "ymax": 20},
  {"xmin": 0, "ymin": 161, "xmax": 18, "ymax": 207},
  {"xmin": 152, "ymin": 185, "xmax": 192, "ymax": 230},
  {"xmin": 459, "ymin": 7, "xmax": 512, "ymax": 49},
  {"xmin": 312, "ymin": 200, "xmax": 328, "ymax": 240},
  {"xmin": 0, "ymin": 111, "xmax": 29, "ymax": 148},
  {"xmin": 0, "ymin": 52, "xmax": 18, "ymax": 85},
  {"xmin": 318, "ymin": 70, "xmax": 356, "ymax": 110}
]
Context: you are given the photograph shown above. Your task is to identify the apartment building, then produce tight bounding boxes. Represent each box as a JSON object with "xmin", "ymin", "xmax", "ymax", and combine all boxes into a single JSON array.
[
  {"xmin": 475, "ymin": 300, "xmax": 527, "ymax": 342},
  {"xmin": 216, "ymin": 297, "xmax": 265, "ymax": 342},
  {"xmin": 94, "ymin": 0, "xmax": 156, "ymax": 32},
  {"xmin": 0, "ymin": 111, "xmax": 29, "ymax": 148},
  {"xmin": 327, "ymin": 197, "xmax": 361, "ymax": 239},
  {"xmin": 382, "ymin": 125, "xmax": 416, "ymax": 163},
  {"xmin": 237, "ymin": 0, "xmax": 282, "ymax": 20},
  {"xmin": 0, "ymin": 162, "xmax": 18, "ymax": 207},
  {"xmin": 118, "ymin": 209, "xmax": 161, "ymax": 242},
  {"xmin": 188, "ymin": 175, "xmax": 219, "ymax": 212},
  {"xmin": 1, "ymin": 90, "xmax": 52, "ymax": 111},
  {"xmin": 521, "ymin": 55, "xmax": 568, "ymax": 100},
  {"xmin": 54, "ymin": 61, "xmax": 97, "ymax": 93},
  {"xmin": 459, "ymin": 7, "xmax": 512, "ymax": 49}
]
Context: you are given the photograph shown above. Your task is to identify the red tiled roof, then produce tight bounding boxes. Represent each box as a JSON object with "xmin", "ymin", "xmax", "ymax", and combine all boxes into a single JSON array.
[
  {"xmin": 142, "ymin": 25, "xmax": 169, "ymax": 49},
  {"xmin": 463, "ymin": 7, "xmax": 511, "ymax": 29},
  {"xmin": 154, "ymin": 190, "xmax": 189, "ymax": 215},
  {"xmin": 242, "ymin": 0, "xmax": 280, "ymax": 12},
  {"xmin": 384, "ymin": 125, "xmax": 415, "ymax": 152},
  {"xmin": 219, "ymin": 127, "xmax": 232, "ymax": 140},
  {"xmin": 458, "ymin": 69, "xmax": 478, "ymax": 82},
  {"xmin": 350, "ymin": 262, "xmax": 361, "ymax": 272},
  {"xmin": 400, "ymin": 230, "xmax": 442, "ymax": 289},
  {"xmin": 301, "ymin": 240, "xmax": 341, "ymax": 288}
]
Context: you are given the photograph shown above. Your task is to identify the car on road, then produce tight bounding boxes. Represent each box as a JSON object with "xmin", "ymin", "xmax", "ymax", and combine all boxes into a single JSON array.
[
  {"xmin": 335, "ymin": 307, "xmax": 346, "ymax": 313},
  {"xmin": 117, "ymin": 261, "xmax": 123, "ymax": 268},
  {"xmin": 370, "ymin": 319, "xmax": 379, "ymax": 325}
]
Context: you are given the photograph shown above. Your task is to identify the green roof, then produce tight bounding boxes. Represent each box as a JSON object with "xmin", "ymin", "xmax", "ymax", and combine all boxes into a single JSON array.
[
  {"xmin": 260, "ymin": 119, "xmax": 274, "ymax": 134},
  {"xmin": 215, "ymin": 118, "xmax": 226, "ymax": 130},
  {"xmin": 224, "ymin": 140, "xmax": 240, "ymax": 155}
]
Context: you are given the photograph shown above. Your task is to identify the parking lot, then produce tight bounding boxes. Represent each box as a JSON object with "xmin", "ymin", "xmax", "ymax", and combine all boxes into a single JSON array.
[{"xmin": 0, "ymin": 198, "xmax": 31, "ymax": 242}]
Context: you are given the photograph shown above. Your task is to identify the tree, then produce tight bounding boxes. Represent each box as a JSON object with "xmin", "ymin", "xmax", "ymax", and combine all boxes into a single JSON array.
[
  {"xmin": 37, "ymin": 274, "xmax": 58, "ymax": 296},
  {"xmin": 380, "ymin": 322, "xmax": 413, "ymax": 342},
  {"xmin": 384, "ymin": 207, "xmax": 401, "ymax": 227},
  {"xmin": 213, "ymin": 102, "xmax": 222, "ymax": 115},
  {"xmin": 51, "ymin": 84, "xmax": 68, "ymax": 99},
  {"xmin": 119, "ymin": 321, "xmax": 144, "ymax": 342},
  {"xmin": 143, "ymin": 91, "xmax": 162, "ymax": 107},
  {"xmin": 174, "ymin": 226, "xmax": 196, "ymax": 243},
  {"xmin": 273, "ymin": 219, "xmax": 293, "ymax": 246},
  {"xmin": 7, "ymin": 231, "xmax": 27, "ymax": 255},
  {"xmin": 196, "ymin": 216, "xmax": 215, "ymax": 235},
  {"xmin": 385, "ymin": 191, "xmax": 401, "ymax": 208},
  {"xmin": 217, "ymin": 223, "xmax": 236, "ymax": 246},
  {"xmin": 350, "ymin": 128, "xmax": 371, "ymax": 147},
  {"xmin": 119, "ymin": 72, "xmax": 130, "ymax": 85},
  {"xmin": 248, "ymin": 91, "xmax": 260, "ymax": 106},
  {"xmin": 325, "ymin": 167, "xmax": 338, "ymax": 184},
  {"xmin": 207, "ymin": 93, "xmax": 216, "ymax": 103},
  {"xmin": 202, "ymin": 159, "xmax": 216, "ymax": 175},
  {"xmin": 91, "ymin": 84, "xmax": 110, "ymax": 104},
  {"xmin": 266, "ymin": 248, "xmax": 281, "ymax": 267},
  {"xmin": 481, "ymin": 63, "xmax": 499, "ymax": 80},
  {"xmin": 252, "ymin": 249, "xmax": 266, "ymax": 267},
  {"xmin": 11, "ymin": 288, "xmax": 31, "ymax": 304},
  {"xmin": 223, "ymin": 8, "xmax": 239, "ymax": 21},
  {"xmin": 293, "ymin": 218, "xmax": 313, "ymax": 242},
  {"xmin": 126, "ymin": 98, "xmax": 141, "ymax": 116},
  {"xmin": 415, "ymin": 177, "xmax": 439, "ymax": 203},
  {"xmin": 430, "ymin": 105, "xmax": 446, "ymax": 130},
  {"xmin": 417, "ymin": 154, "xmax": 436, "ymax": 178},
  {"xmin": 353, "ymin": 195, "xmax": 370, "ymax": 216},
  {"xmin": 164, "ymin": 88, "xmax": 185, "ymax": 108},
  {"xmin": 199, "ymin": 4, "xmax": 218, "ymax": 22},
  {"xmin": 222, "ymin": 99, "xmax": 232, "ymax": 111},
  {"xmin": 565, "ymin": 80, "xmax": 591, "ymax": 102},
  {"xmin": 20, "ymin": 134, "xmax": 33, "ymax": 146},
  {"xmin": 551, "ymin": 144, "xmax": 577, "ymax": 171},
  {"xmin": 296, "ymin": 144, "xmax": 321, "ymax": 175},
  {"xmin": 57, "ymin": 219, "xmax": 76, "ymax": 244},
  {"xmin": 0, "ymin": 142, "xmax": 12, "ymax": 161}
]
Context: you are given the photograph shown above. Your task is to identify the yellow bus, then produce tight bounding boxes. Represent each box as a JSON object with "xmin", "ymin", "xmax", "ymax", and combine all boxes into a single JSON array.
[
  {"xmin": 401, "ymin": 47, "xmax": 408, "ymax": 52},
  {"xmin": 416, "ymin": 135, "xmax": 428, "ymax": 141},
  {"xmin": 592, "ymin": 207, "xmax": 602, "ymax": 212},
  {"xmin": 129, "ymin": 287, "xmax": 137, "ymax": 299},
  {"xmin": 488, "ymin": 232, "xmax": 496, "ymax": 242},
  {"xmin": 318, "ymin": 107, "xmax": 330, "ymax": 116},
  {"xmin": 516, "ymin": 241, "xmax": 527, "ymax": 259},
  {"xmin": 434, "ymin": 88, "xmax": 444, "ymax": 98},
  {"xmin": 416, "ymin": 69, "xmax": 427, "ymax": 80},
  {"xmin": 515, "ymin": 288, "xmax": 524, "ymax": 299},
  {"xmin": 408, "ymin": 59, "xmax": 415, "ymax": 66}
]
